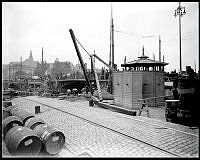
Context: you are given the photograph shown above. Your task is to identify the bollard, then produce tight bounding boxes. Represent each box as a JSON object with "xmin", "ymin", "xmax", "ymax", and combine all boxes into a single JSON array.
[
  {"xmin": 89, "ymin": 99, "xmax": 94, "ymax": 107},
  {"xmin": 35, "ymin": 106, "xmax": 40, "ymax": 114}
]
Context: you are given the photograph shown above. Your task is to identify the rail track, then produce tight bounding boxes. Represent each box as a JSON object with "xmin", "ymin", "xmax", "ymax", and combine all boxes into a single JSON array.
[{"xmin": 19, "ymin": 97, "xmax": 198, "ymax": 157}]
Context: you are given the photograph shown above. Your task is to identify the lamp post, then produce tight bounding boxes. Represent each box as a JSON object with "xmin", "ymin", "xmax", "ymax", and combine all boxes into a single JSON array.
[{"xmin": 174, "ymin": 2, "xmax": 186, "ymax": 74}]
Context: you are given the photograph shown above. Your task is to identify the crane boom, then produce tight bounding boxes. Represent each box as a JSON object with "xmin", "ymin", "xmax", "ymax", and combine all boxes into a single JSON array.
[
  {"xmin": 69, "ymin": 29, "xmax": 93, "ymax": 94},
  {"xmin": 93, "ymin": 54, "xmax": 114, "ymax": 71}
]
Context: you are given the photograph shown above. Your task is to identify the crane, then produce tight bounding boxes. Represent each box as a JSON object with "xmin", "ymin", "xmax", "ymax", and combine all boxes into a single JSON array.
[{"xmin": 92, "ymin": 54, "xmax": 114, "ymax": 71}]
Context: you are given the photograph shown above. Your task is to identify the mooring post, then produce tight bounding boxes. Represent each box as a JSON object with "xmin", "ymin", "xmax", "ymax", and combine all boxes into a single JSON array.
[{"xmin": 35, "ymin": 106, "xmax": 40, "ymax": 114}]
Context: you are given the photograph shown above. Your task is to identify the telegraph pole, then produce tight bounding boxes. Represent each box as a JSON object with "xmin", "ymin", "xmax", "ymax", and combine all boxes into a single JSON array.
[{"xmin": 174, "ymin": 2, "xmax": 186, "ymax": 73}]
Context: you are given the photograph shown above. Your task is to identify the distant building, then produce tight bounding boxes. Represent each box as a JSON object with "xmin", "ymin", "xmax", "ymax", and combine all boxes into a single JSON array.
[
  {"xmin": 5, "ymin": 51, "xmax": 38, "ymax": 80},
  {"xmin": 46, "ymin": 63, "xmax": 54, "ymax": 75},
  {"xmin": 2, "ymin": 64, "xmax": 9, "ymax": 80}
]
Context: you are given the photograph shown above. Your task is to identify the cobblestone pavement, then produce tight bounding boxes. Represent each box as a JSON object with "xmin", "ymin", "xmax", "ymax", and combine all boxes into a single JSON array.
[{"xmin": 10, "ymin": 96, "xmax": 199, "ymax": 157}]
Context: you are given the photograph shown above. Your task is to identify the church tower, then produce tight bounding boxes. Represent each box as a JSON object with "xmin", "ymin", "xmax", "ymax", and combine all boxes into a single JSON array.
[{"xmin": 29, "ymin": 50, "xmax": 33, "ymax": 61}]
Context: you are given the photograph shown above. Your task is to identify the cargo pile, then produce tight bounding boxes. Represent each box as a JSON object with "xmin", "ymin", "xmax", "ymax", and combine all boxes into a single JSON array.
[{"xmin": 2, "ymin": 102, "xmax": 65, "ymax": 156}]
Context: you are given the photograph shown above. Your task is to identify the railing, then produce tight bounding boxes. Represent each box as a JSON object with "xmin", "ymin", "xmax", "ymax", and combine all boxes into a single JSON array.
[{"xmin": 138, "ymin": 95, "xmax": 174, "ymax": 108}]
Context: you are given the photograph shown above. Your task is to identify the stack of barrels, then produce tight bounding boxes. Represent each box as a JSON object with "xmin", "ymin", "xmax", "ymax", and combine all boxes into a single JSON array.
[{"xmin": 2, "ymin": 103, "xmax": 65, "ymax": 156}]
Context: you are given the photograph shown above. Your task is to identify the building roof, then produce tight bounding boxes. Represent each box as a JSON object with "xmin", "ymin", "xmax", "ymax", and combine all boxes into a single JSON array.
[
  {"xmin": 121, "ymin": 58, "xmax": 168, "ymax": 67},
  {"xmin": 121, "ymin": 46, "xmax": 168, "ymax": 67}
]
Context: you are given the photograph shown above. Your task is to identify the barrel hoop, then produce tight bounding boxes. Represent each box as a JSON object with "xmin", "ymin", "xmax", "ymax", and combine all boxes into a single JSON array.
[
  {"xmin": 31, "ymin": 122, "xmax": 45, "ymax": 130},
  {"xmin": 41, "ymin": 130, "xmax": 51, "ymax": 140},
  {"xmin": 25, "ymin": 118, "xmax": 45, "ymax": 130}
]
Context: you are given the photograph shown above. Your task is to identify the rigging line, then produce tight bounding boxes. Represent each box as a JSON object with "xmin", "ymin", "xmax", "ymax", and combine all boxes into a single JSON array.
[
  {"xmin": 142, "ymin": 35, "xmax": 157, "ymax": 38},
  {"xmin": 114, "ymin": 30, "xmax": 141, "ymax": 37},
  {"xmin": 115, "ymin": 29, "xmax": 194, "ymax": 38},
  {"xmin": 75, "ymin": 37, "xmax": 91, "ymax": 57}
]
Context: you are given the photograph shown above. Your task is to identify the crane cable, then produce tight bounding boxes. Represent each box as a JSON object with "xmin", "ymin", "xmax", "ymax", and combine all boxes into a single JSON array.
[{"xmin": 75, "ymin": 37, "xmax": 92, "ymax": 57}]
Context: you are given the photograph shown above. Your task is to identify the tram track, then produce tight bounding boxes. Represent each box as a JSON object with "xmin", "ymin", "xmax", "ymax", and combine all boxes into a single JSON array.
[{"xmin": 20, "ymin": 97, "xmax": 196, "ymax": 157}]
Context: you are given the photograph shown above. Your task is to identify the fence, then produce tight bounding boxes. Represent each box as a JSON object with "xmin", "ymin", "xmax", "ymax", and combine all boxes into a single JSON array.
[{"xmin": 138, "ymin": 95, "xmax": 174, "ymax": 108}]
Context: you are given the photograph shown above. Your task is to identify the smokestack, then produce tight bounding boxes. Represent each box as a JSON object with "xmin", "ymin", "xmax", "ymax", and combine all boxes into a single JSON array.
[{"xmin": 159, "ymin": 35, "xmax": 161, "ymax": 62}]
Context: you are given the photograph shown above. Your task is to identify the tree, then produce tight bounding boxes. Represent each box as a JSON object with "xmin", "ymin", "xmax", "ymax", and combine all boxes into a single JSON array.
[
  {"xmin": 50, "ymin": 59, "xmax": 73, "ymax": 92},
  {"xmin": 33, "ymin": 61, "xmax": 49, "ymax": 79},
  {"xmin": 51, "ymin": 60, "xmax": 72, "ymax": 80}
]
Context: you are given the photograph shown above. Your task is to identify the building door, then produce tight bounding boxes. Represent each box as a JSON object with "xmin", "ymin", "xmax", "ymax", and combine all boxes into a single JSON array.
[
  {"xmin": 113, "ymin": 72, "xmax": 123, "ymax": 106},
  {"xmin": 122, "ymin": 71, "xmax": 132, "ymax": 110}
]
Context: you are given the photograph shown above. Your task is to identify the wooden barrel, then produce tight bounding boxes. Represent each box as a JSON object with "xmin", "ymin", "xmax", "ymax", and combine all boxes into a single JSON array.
[
  {"xmin": 165, "ymin": 100, "xmax": 179, "ymax": 123},
  {"xmin": 3, "ymin": 101, "xmax": 12, "ymax": 108},
  {"xmin": 10, "ymin": 108, "xmax": 35, "ymax": 125},
  {"xmin": 2, "ymin": 116, "xmax": 23, "ymax": 137},
  {"xmin": 25, "ymin": 117, "xmax": 46, "ymax": 130},
  {"xmin": 5, "ymin": 126, "xmax": 42, "ymax": 156},
  {"xmin": 3, "ymin": 108, "xmax": 10, "ymax": 120},
  {"xmin": 33, "ymin": 124, "xmax": 65, "ymax": 155}
]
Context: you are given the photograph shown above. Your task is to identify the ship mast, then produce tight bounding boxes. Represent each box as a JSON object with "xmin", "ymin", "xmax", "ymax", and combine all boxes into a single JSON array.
[
  {"xmin": 108, "ymin": 4, "xmax": 114, "ymax": 94},
  {"xmin": 111, "ymin": 4, "xmax": 115, "ymax": 69},
  {"xmin": 109, "ymin": 6, "xmax": 112, "ymax": 67}
]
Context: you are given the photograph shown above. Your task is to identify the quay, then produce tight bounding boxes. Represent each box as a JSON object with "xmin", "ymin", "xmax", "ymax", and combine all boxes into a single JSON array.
[{"xmin": 2, "ymin": 95, "xmax": 199, "ymax": 157}]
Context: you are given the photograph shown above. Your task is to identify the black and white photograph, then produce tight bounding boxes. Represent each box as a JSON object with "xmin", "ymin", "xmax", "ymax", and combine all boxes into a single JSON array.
[{"xmin": 2, "ymin": 2, "xmax": 199, "ymax": 157}]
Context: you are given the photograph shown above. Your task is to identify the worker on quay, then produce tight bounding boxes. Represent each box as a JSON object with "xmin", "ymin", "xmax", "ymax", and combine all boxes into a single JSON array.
[
  {"xmin": 138, "ymin": 99, "xmax": 150, "ymax": 117},
  {"xmin": 172, "ymin": 83, "xmax": 179, "ymax": 100}
]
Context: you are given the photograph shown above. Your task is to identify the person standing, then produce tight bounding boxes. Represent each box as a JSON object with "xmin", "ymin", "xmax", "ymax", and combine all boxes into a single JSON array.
[{"xmin": 173, "ymin": 86, "xmax": 179, "ymax": 100}]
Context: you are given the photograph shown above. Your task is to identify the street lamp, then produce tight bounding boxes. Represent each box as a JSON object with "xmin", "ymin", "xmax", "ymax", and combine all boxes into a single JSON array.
[{"xmin": 174, "ymin": 2, "xmax": 186, "ymax": 73}]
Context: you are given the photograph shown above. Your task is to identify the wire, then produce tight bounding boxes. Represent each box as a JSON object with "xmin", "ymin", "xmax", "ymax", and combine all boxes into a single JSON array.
[
  {"xmin": 75, "ymin": 37, "xmax": 91, "ymax": 57},
  {"xmin": 114, "ymin": 29, "xmax": 195, "ymax": 39},
  {"xmin": 114, "ymin": 30, "xmax": 140, "ymax": 37}
]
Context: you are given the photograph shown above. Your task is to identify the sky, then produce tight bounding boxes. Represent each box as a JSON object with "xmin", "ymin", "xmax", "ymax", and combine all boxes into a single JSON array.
[{"xmin": 2, "ymin": 2, "xmax": 199, "ymax": 72}]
